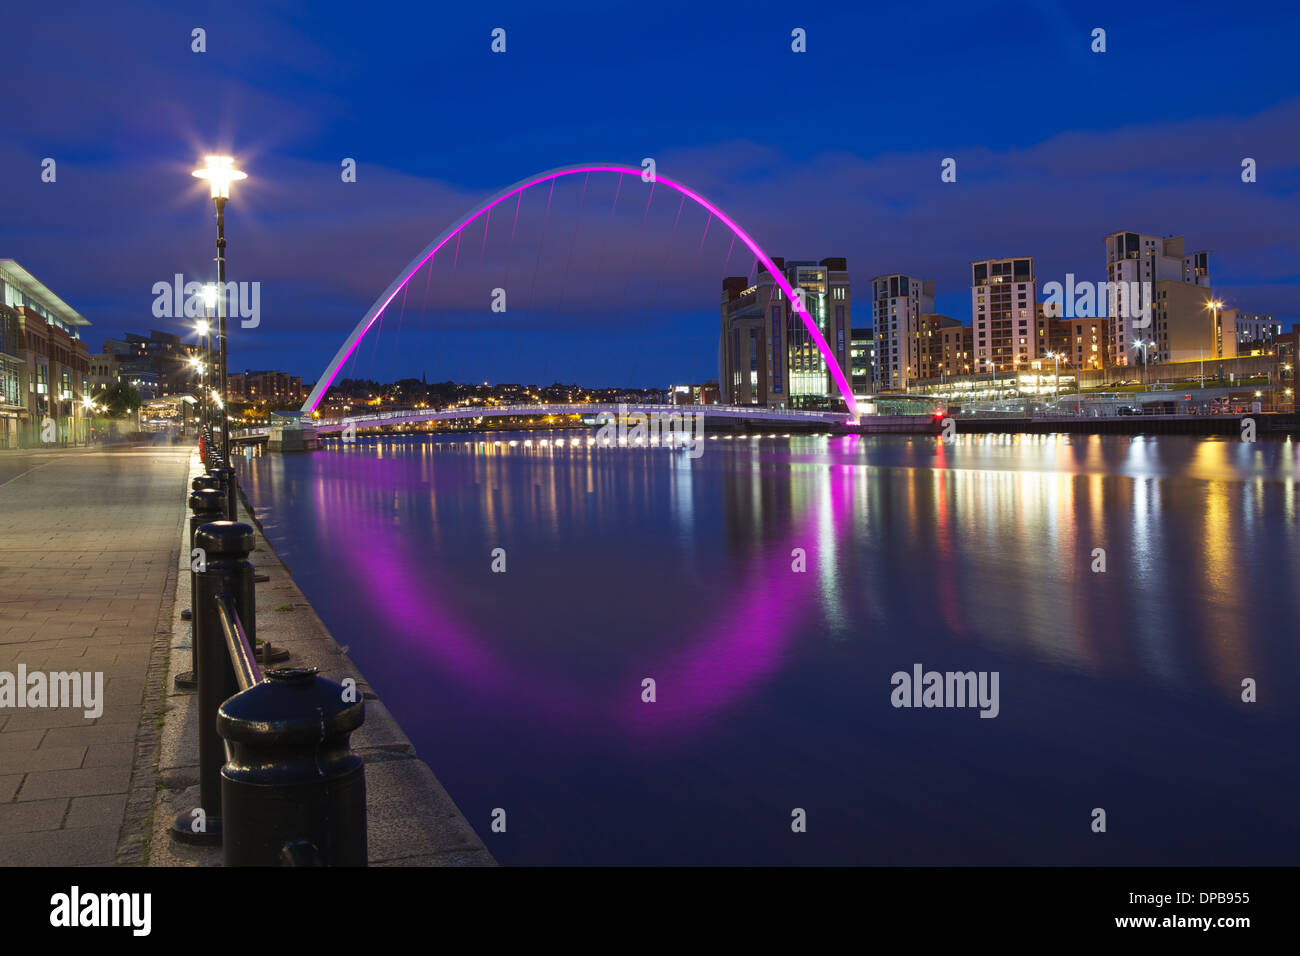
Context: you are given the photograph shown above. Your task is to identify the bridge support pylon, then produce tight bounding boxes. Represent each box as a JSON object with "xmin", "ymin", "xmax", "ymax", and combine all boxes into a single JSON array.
[{"xmin": 268, "ymin": 416, "xmax": 321, "ymax": 453}]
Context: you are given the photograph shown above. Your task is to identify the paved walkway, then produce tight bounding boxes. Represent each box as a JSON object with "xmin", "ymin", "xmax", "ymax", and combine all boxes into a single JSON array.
[
  {"xmin": 150, "ymin": 452, "xmax": 494, "ymax": 866},
  {"xmin": 0, "ymin": 444, "xmax": 190, "ymax": 865}
]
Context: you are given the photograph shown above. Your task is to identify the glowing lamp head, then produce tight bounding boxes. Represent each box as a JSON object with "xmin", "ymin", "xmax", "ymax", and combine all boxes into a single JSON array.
[{"xmin": 192, "ymin": 155, "xmax": 246, "ymax": 199}]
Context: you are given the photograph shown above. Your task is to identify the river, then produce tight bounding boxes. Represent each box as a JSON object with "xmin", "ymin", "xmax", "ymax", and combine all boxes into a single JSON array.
[{"xmin": 238, "ymin": 431, "xmax": 1300, "ymax": 865}]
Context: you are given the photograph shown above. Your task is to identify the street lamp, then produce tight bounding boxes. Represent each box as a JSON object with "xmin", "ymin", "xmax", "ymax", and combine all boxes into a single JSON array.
[
  {"xmin": 1046, "ymin": 351, "xmax": 1060, "ymax": 405},
  {"xmin": 1205, "ymin": 298, "xmax": 1224, "ymax": 361},
  {"xmin": 1133, "ymin": 338, "xmax": 1153, "ymax": 391},
  {"xmin": 197, "ymin": 303, "xmax": 213, "ymax": 436},
  {"xmin": 192, "ymin": 155, "xmax": 245, "ymax": 514}
]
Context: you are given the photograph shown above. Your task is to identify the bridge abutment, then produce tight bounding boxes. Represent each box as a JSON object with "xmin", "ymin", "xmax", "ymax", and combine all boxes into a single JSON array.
[{"xmin": 268, "ymin": 418, "xmax": 321, "ymax": 453}]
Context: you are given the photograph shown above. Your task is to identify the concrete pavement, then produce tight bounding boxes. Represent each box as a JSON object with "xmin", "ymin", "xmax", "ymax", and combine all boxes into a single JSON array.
[{"xmin": 0, "ymin": 444, "xmax": 190, "ymax": 865}]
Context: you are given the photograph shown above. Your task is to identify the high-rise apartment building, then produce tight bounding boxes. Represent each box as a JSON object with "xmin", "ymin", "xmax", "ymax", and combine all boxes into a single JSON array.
[
  {"xmin": 913, "ymin": 314, "xmax": 962, "ymax": 380},
  {"xmin": 971, "ymin": 257, "xmax": 1036, "ymax": 372},
  {"xmin": 872, "ymin": 274, "xmax": 934, "ymax": 390},
  {"xmin": 1224, "ymin": 310, "xmax": 1281, "ymax": 349},
  {"xmin": 719, "ymin": 257, "xmax": 851, "ymax": 409},
  {"xmin": 1103, "ymin": 232, "xmax": 1211, "ymax": 364},
  {"xmin": 1035, "ymin": 303, "xmax": 1109, "ymax": 371},
  {"xmin": 228, "ymin": 369, "xmax": 306, "ymax": 405},
  {"xmin": 937, "ymin": 323, "xmax": 974, "ymax": 379}
]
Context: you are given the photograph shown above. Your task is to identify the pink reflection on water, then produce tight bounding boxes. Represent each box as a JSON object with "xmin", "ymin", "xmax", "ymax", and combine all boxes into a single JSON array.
[{"xmin": 329, "ymin": 445, "xmax": 852, "ymax": 747}]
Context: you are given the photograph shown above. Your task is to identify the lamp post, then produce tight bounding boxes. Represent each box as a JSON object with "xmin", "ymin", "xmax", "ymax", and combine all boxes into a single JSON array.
[
  {"xmin": 188, "ymin": 355, "xmax": 202, "ymax": 435},
  {"xmin": 1133, "ymin": 339, "xmax": 1152, "ymax": 391},
  {"xmin": 193, "ymin": 156, "xmax": 246, "ymax": 509},
  {"xmin": 1206, "ymin": 298, "xmax": 1224, "ymax": 362},
  {"xmin": 1046, "ymin": 351, "xmax": 1060, "ymax": 406},
  {"xmin": 199, "ymin": 282, "xmax": 217, "ymax": 437}
]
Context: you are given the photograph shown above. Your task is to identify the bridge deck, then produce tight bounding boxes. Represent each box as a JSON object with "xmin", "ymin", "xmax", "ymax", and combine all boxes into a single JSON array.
[{"xmin": 234, "ymin": 403, "xmax": 849, "ymax": 439}]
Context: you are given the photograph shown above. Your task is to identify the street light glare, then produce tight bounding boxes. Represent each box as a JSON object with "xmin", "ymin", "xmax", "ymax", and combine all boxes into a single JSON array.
[{"xmin": 192, "ymin": 155, "xmax": 247, "ymax": 199}]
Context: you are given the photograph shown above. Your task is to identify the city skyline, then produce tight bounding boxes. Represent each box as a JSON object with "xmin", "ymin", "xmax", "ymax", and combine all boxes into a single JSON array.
[{"xmin": 2, "ymin": 1, "xmax": 1297, "ymax": 387}]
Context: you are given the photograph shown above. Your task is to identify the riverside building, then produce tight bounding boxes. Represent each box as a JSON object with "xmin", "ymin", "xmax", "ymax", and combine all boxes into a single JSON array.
[
  {"xmin": 719, "ymin": 257, "xmax": 852, "ymax": 410},
  {"xmin": 0, "ymin": 259, "xmax": 91, "ymax": 448}
]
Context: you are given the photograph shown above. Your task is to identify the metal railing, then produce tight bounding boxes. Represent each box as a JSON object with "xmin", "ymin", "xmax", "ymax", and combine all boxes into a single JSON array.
[
  {"xmin": 231, "ymin": 402, "xmax": 847, "ymax": 440},
  {"xmin": 171, "ymin": 431, "xmax": 368, "ymax": 866},
  {"xmin": 216, "ymin": 593, "xmax": 261, "ymax": 693}
]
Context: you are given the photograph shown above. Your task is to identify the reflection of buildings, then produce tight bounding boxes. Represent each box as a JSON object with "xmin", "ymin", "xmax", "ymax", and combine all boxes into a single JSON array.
[
  {"xmin": 719, "ymin": 257, "xmax": 851, "ymax": 409},
  {"xmin": 0, "ymin": 259, "xmax": 91, "ymax": 448}
]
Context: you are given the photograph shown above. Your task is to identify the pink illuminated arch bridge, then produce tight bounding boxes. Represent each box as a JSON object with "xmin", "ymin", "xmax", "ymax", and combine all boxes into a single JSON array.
[{"xmin": 301, "ymin": 163, "xmax": 859, "ymax": 418}]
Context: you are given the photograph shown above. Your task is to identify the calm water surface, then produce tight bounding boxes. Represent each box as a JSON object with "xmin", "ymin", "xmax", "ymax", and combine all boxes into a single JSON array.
[{"xmin": 238, "ymin": 432, "xmax": 1300, "ymax": 865}]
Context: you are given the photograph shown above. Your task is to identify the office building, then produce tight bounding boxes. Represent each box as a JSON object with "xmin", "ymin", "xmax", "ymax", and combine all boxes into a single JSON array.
[
  {"xmin": 719, "ymin": 257, "xmax": 852, "ymax": 409},
  {"xmin": 0, "ymin": 260, "xmax": 92, "ymax": 447},
  {"xmin": 850, "ymin": 328, "xmax": 874, "ymax": 393}
]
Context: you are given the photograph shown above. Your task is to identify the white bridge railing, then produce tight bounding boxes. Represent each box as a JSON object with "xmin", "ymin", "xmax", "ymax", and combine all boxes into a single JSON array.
[{"xmin": 233, "ymin": 402, "xmax": 847, "ymax": 439}]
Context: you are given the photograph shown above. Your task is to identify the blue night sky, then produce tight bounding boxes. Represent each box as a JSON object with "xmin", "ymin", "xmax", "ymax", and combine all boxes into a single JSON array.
[{"xmin": 4, "ymin": 0, "xmax": 1297, "ymax": 388}]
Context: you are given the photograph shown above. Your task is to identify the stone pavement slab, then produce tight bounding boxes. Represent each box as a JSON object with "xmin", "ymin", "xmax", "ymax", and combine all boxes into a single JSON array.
[{"xmin": 0, "ymin": 445, "xmax": 190, "ymax": 865}]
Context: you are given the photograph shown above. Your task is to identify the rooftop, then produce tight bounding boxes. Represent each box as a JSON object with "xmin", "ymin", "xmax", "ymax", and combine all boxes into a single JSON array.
[{"xmin": 0, "ymin": 259, "xmax": 91, "ymax": 328}]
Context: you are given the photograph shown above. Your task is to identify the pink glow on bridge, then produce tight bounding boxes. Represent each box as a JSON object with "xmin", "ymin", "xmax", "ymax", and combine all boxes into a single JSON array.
[{"xmin": 303, "ymin": 164, "xmax": 859, "ymax": 417}]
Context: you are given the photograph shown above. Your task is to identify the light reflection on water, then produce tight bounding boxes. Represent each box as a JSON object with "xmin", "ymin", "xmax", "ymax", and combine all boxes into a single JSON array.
[{"xmin": 240, "ymin": 432, "xmax": 1300, "ymax": 865}]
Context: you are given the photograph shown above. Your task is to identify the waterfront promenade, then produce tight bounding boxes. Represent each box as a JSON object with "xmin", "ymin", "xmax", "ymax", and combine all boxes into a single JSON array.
[
  {"xmin": 0, "ymin": 441, "xmax": 493, "ymax": 866},
  {"xmin": 0, "ymin": 444, "xmax": 189, "ymax": 865},
  {"xmin": 149, "ymin": 448, "xmax": 493, "ymax": 866}
]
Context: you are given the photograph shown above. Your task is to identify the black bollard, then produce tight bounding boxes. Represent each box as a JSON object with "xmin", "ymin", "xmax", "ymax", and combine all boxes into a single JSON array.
[
  {"xmin": 174, "ymin": 489, "xmax": 226, "ymax": 687},
  {"xmin": 170, "ymin": 520, "xmax": 257, "ymax": 847},
  {"xmin": 212, "ymin": 464, "xmax": 238, "ymax": 522},
  {"xmin": 218, "ymin": 667, "xmax": 367, "ymax": 866}
]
